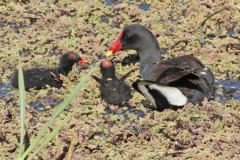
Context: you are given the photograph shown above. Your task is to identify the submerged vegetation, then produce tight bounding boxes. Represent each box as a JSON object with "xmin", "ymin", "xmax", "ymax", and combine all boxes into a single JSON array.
[{"xmin": 0, "ymin": 0, "xmax": 240, "ymax": 159}]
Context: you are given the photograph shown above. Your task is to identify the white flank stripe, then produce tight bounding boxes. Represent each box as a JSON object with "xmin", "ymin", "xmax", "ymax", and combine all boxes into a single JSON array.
[{"xmin": 203, "ymin": 67, "xmax": 208, "ymax": 71}]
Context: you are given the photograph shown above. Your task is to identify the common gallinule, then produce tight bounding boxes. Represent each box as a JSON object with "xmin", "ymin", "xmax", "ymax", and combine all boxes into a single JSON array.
[
  {"xmin": 92, "ymin": 60, "xmax": 134, "ymax": 105},
  {"xmin": 107, "ymin": 24, "xmax": 215, "ymax": 111},
  {"xmin": 12, "ymin": 52, "xmax": 88, "ymax": 90}
]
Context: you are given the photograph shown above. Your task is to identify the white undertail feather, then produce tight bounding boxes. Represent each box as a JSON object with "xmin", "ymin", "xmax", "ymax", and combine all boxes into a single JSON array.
[
  {"xmin": 137, "ymin": 81, "xmax": 188, "ymax": 107},
  {"xmin": 137, "ymin": 83, "xmax": 157, "ymax": 108},
  {"xmin": 149, "ymin": 84, "xmax": 188, "ymax": 106}
]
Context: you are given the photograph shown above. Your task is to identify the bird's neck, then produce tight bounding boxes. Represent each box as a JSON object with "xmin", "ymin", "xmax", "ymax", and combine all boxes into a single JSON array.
[
  {"xmin": 101, "ymin": 67, "xmax": 115, "ymax": 80},
  {"xmin": 59, "ymin": 66, "xmax": 72, "ymax": 76},
  {"xmin": 138, "ymin": 47, "xmax": 162, "ymax": 80}
]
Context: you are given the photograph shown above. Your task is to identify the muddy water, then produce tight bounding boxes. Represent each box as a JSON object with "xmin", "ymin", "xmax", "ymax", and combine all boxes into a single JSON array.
[
  {"xmin": 1, "ymin": 78, "xmax": 239, "ymax": 114},
  {"xmin": 0, "ymin": 83, "xmax": 12, "ymax": 97},
  {"xmin": 215, "ymin": 78, "xmax": 240, "ymax": 104},
  {"xmin": 0, "ymin": 0, "xmax": 239, "ymax": 113}
]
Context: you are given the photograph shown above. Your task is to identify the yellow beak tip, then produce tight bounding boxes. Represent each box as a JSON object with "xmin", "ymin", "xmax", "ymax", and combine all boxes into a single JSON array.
[{"xmin": 106, "ymin": 50, "xmax": 113, "ymax": 57}]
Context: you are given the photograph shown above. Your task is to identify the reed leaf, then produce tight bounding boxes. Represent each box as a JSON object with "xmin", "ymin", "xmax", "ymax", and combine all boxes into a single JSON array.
[
  {"xmin": 18, "ymin": 59, "xmax": 26, "ymax": 158},
  {"xmin": 27, "ymin": 110, "xmax": 76, "ymax": 160},
  {"xmin": 20, "ymin": 60, "xmax": 102, "ymax": 160},
  {"xmin": 199, "ymin": 5, "xmax": 240, "ymax": 44}
]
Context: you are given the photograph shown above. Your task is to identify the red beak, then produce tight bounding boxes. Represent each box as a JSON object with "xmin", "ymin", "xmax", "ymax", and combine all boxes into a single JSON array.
[
  {"xmin": 77, "ymin": 59, "xmax": 88, "ymax": 66},
  {"xmin": 107, "ymin": 30, "xmax": 123, "ymax": 57}
]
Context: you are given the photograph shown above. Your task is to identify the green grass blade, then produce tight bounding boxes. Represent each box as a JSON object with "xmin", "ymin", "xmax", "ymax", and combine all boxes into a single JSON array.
[
  {"xmin": 20, "ymin": 60, "xmax": 102, "ymax": 160},
  {"xmin": 199, "ymin": 7, "xmax": 229, "ymax": 44},
  {"xmin": 18, "ymin": 59, "xmax": 26, "ymax": 158},
  {"xmin": 200, "ymin": 5, "xmax": 240, "ymax": 44},
  {"xmin": 27, "ymin": 110, "xmax": 76, "ymax": 160}
]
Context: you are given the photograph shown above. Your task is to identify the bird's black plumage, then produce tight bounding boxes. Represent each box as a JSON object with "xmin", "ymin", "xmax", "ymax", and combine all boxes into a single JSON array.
[
  {"xmin": 92, "ymin": 60, "xmax": 133, "ymax": 105},
  {"xmin": 12, "ymin": 52, "xmax": 87, "ymax": 90},
  {"xmin": 108, "ymin": 24, "xmax": 215, "ymax": 111}
]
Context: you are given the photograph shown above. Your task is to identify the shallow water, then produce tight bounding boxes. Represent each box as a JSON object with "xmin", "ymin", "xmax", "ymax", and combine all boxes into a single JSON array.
[
  {"xmin": 105, "ymin": 107, "xmax": 148, "ymax": 121},
  {"xmin": 101, "ymin": 17, "xmax": 109, "ymax": 24},
  {"xmin": 215, "ymin": 78, "xmax": 240, "ymax": 104},
  {"xmin": 102, "ymin": 1, "xmax": 151, "ymax": 28},
  {"xmin": 0, "ymin": 78, "xmax": 239, "ymax": 111},
  {"xmin": 106, "ymin": 0, "xmax": 122, "ymax": 6},
  {"xmin": 105, "ymin": 0, "xmax": 150, "ymax": 11},
  {"xmin": 29, "ymin": 99, "xmax": 61, "ymax": 111},
  {"xmin": 0, "ymin": 83, "xmax": 12, "ymax": 97},
  {"xmin": 0, "ymin": 82, "xmax": 62, "ymax": 111},
  {"xmin": 227, "ymin": 28, "xmax": 235, "ymax": 36},
  {"xmin": 138, "ymin": 4, "xmax": 151, "ymax": 11}
]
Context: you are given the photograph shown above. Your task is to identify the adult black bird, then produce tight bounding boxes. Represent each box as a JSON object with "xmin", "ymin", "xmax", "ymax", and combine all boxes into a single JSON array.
[
  {"xmin": 92, "ymin": 60, "xmax": 134, "ymax": 106},
  {"xmin": 107, "ymin": 24, "xmax": 215, "ymax": 111},
  {"xmin": 12, "ymin": 51, "xmax": 88, "ymax": 90}
]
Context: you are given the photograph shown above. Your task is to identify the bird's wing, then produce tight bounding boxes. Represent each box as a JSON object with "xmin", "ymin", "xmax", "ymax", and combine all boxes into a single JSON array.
[
  {"xmin": 91, "ymin": 75, "xmax": 104, "ymax": 84},
  {"xmin": 120, "ymin": 68, "xmax": 137, "ymax": 82},
  {"xmin": 152, "ymin": 55, "xmax": 204, "ymax": 85}
]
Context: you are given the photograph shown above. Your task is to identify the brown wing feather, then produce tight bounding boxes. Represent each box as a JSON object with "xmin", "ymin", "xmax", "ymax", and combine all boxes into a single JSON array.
[{"xmin": 152, "ymin": 55, "xmax": 204, "ymax": 85}]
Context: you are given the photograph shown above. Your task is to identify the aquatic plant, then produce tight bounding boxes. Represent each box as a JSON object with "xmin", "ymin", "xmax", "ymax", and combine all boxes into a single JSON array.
[
  {"xmin": 200, "ymin": 5, "xmax": 240, "ymax": 44},
  {"xmin": 18, "ymin": 59, "xmax": 101, "ymax": 159},
  {"xmin": 0, "ymin": 0, "xmax": 239, "ymax": 159}
]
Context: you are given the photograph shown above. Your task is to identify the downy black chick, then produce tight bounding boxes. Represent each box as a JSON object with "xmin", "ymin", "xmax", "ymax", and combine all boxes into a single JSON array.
[
  {"xmin": 12, "ymin": 51, "xmax": 88, "ymax": 90},
  {"xmin": 92, "ymin": 60, "xmax": 134, "ymax": 105}
]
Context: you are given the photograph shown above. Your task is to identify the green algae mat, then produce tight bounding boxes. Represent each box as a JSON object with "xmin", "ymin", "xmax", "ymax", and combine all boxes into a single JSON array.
[{"xmin": 0, "ymin": 0, "xmax": 240, "ymax": 159}]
